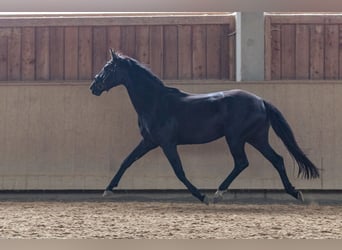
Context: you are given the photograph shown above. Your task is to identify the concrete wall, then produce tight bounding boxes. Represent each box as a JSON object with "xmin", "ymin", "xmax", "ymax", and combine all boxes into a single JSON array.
[
  {"xmin": 236, "ymin": 12, "xmax": 264, "ymax": 81},
  {"xmin": 0, "ymin": 81, "xmax": 341, "ymax": 191}
]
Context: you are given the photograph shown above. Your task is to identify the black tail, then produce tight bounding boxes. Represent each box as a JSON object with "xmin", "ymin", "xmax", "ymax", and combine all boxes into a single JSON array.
[{"xmin": 264, "ymin": 101, "xmax": 320, "ymax": 179}]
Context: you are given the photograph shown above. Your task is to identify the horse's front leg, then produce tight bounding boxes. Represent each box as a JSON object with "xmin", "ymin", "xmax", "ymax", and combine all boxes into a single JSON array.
[
  {"xmin": 161, "ymin": 144, "xmax": 209, "ymax": 205},
  {"xmin": 103, "ymin": 139, "xmax": 157, "ymax": 197}
]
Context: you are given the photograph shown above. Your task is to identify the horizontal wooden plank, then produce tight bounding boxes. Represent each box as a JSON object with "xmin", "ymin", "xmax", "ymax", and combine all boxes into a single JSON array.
[
  {"xmin": 0, "ymin": 14, "xmax": 235, "ymax": 27},
  {"xmin": 267, "ymin": 15, "xmax": 326, "ymax": 24},
  {"xmin": 267, "ymin": 14, "xmax": 342, "ymax": 25}
]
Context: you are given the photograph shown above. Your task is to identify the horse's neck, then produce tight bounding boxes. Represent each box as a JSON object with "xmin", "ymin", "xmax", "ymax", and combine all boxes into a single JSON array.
[{"xmin": 124, "ymin": 78, "xmax": 164, "ymax": 116}]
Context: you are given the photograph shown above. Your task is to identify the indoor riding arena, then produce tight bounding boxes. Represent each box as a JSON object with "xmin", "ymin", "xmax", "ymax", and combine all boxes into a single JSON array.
[{"xmin": 1, "ymin": 2, "xmax": 342, "ymax": 240}]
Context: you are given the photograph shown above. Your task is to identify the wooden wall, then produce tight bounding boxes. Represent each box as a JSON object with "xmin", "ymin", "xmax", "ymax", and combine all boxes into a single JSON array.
[
  {"xmin": 265, "ymin": 14, "xmax": 342, "ymax": 80},
  {"xmin": 0, "ymin": 14, "xmax": 236, "ymax": 81}
]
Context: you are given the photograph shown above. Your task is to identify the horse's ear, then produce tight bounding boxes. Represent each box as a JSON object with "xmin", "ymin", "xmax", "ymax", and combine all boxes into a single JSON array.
[{"xmin": 110, "ymin": 48, "xmax": 117, "ymax": 61}]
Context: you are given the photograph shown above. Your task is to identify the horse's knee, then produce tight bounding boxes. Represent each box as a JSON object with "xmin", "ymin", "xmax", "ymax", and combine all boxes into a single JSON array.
[{"xmin": 236, "ymin": 161, "xmax": 249, "ymax": 171}]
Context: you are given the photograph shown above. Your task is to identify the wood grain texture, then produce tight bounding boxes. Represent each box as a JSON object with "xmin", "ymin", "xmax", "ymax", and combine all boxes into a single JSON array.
[
  {"xmin": 64, "ymin": 27, "xmax": 79, "ymax": 80},
  {"xmin": 50, "ymin": 27, "xmax": 65, "ymax": 80},
  {"xmin": 163, "ymin": 25, "xmax": 178, "ymax": 79},
  {"xmin": 135, "ymin": 26, "xmax": 150, "ymax": 65},
  {"xmin": 270, "ymin": 24, "xmax": 281, "ymax": 80},
  {"xmin": 78, "ymin": 27, "xmax": 93, "ymax": 80},
  {"xmin": 192, "ymin": 25, "xmax": 207, "ymax": 79},
  {"xmin": 206, "ymin": 25, "xmax": 221, "ymax": 79},
  {"xmin": 0, "ymin": 29, "xmax": 9, "ymax": 81},
  {"xmin": 324, "ymin": 25, "xmax": 339, "ymax": 79},
  {"xmin": 227, "ymin": 23, "xmax": 236, "ymax": 80},
  {"xmin": 93, "ymin": 26, "xmax": 107, "ymax": 74},
  {"xmin": 178, "ymin": 25, "xmax": 192, "ymax": 79},
  {"xmin": 8, "ymin": 28, "xmax": 21, "ymax": 81},
  {"xmin": 35, "ymin": 27, "xmax": 50, "ymax": 80},
  {"xmin": 107, "ymin": 26, "xmax": 121, "ymax": 56},
  {"xmin": 267, "ymin": 14, "xmax": 342, "ymax": 80},
  {"xmin": 0, "ymin": 14, "xmax": 235, "ymax": 82},
  {"xmin": 310, "ymin": 25, "xmax": 324, "ymax": 80},
  {"xmin": 281, "ymin": 25, "xmax": 296, "ymax": 79},
  {"xmin": 149, "ymin": 26, "xmax": 164, "ymax": 78},
  {"xmin": 120, "ymin": 26, "xmax": 136, "ymax": 58},
  {"xmin": 295, "ymin": 25, "xmax": 310, "ymax": 79}
]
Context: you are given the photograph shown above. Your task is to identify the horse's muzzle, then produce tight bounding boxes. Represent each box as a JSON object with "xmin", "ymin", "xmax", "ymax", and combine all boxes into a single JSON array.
[{"xmin": 90, "ymin": 81, "xmax": 102, "ymax": 96}]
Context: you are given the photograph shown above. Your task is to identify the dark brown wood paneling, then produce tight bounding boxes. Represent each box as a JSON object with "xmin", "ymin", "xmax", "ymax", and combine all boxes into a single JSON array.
[
  {"xmin": 281, "ymin": 25, "xmax": 296, "ymax": 79},
  {"xmin": 178, "ymin": 25, "xmax": 192, "ymax": 79},
  {"xmin": 325, "ymin": 25, "xmax": 339, "ymax": 79},
  {"xmin": 78, "ymin": 27, "xmax": 93, "ymax": 80},
  {"xmin": 220, "ymin": 24, "xmax": 230, "ymax": 80},
  {"xmin": 310, "ymin": 25, "xmax": 324, "ymax": 80},
  {"xmin": 93, "ymin": 26, "xmax": 107, "ymax": 74},
  {"xmin": 64, "ymin": 27, "xmax": 79, "ymax": 80},
  {"xmin": 107, "ymin": 26, "xmax": 121, "ymax": 56},
  {"xmin": 0, "ymin": 29, "xmax": 9, "ymax": 81},
  {"xmin": 35, "ymin": 27, "xmax": 50, "ymax": 80},
  {"xmin": 270, "ymin": 24, "xmax": 281, "ymax": 80},
  {"xmin": 21, "ymin": 27, "xmax": 36, "ymax": 81},
  {"xmin": 339, "ymin": 25, "xmax": 342, "ymax": 79},
  {"xmin": 206, "ymin": 25, "xmax": 221, "ymax": 79},
  {"xmin": 135, "ymin": 26, "xmax": 150, "ymax": 65},
  {"xmin": 192, "ymin": 25, "xmax": 207, "ymax": 79},
  {"xmin": 266, "ymin": 14, "xmax": 342, "ymax": 80},
  {"xmin": 163, "ymin": 25, "xmax": 178, "ymax": 79},
  {"xmin": 149, "ymin": 25, "xmax": 164, "ymax": 78},
  {"xmin": 0, "ymin": 14, "xmax": 235, "ymax": 82},
  {"xmin": 295, "ymin": 25, "xmax": 310, "ymax": 79},
  {"xmin": 121, "ymin": 26, "xmax": 136, "ymax": 58},
  {"xmin": 50, "ymin": 27, "xmax": 65, "ymax": 80},
  {"xmin": 8, "ymin": 28, "xmax": 21, "ymax": 80}
]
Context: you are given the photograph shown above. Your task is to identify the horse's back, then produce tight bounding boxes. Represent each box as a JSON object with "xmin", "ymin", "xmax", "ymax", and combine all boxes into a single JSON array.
[
  {"xmin": 222, "ymin": 89, "xmax": 265, "ymax": 112},
  {"xmin": 170, "ymin": 89, "xmax": 267, "ymax": 144},
  {"xmin": 219, "ymin": 89, "xmax": 268, "ymax": 138}
]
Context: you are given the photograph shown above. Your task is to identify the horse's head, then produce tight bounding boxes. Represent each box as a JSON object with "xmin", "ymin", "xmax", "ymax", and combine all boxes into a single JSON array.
[{"xmin": 90, "ymin": 49, "xmax": 127, "ymax": 96}]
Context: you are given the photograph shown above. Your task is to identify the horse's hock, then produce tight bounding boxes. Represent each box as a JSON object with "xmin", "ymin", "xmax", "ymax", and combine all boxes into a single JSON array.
[{"xmin": 0, "ymin": 13, "xmax": 341, "ymax": 201}]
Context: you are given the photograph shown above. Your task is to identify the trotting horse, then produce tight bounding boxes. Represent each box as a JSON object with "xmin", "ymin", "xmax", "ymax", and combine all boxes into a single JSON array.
[{"xmin": 90, "ymin": 49, "xmax": 320, "ymax": 205}]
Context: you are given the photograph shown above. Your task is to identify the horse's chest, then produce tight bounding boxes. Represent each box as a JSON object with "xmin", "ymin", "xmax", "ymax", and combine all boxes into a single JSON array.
[
  {"xmin": 139, "ymin": 117, "xmax": 152, "ymax": 136},
  {"xmin": 138, "ymin": 116, "xmax": 161, "ymax": 140},
  {"xmin": 138, "ymin": 115, "xmax": 176, "ymax": 143}
]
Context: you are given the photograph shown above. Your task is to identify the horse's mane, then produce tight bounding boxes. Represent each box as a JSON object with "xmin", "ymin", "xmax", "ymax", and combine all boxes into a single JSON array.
[
  {"xmin": 118, "ymin": 53, "xmax": 186, "ymax": 96},
  {"xmin": 118, "ymin": 54, "xmax": 165, "ymax": 87}
]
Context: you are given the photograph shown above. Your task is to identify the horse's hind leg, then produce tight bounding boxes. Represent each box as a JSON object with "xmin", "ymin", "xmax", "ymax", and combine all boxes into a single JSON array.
[
  {"xmin": 213, "ymin": 138, "xmax": 249, "ymax": 203},
  {"xmin": 249, "ymin": 135, "xmax": 304, "ymax": 202}
]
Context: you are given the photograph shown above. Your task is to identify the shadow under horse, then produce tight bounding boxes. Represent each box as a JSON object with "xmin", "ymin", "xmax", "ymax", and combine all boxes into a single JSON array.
[{"xmin": 90, "ymin": 49, "xmax": 320, "ymax": 205}]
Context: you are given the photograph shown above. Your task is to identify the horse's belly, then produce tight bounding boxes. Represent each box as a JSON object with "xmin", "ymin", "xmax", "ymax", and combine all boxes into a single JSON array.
[{"xmin": 177, "ymin": 120, "xmax": 224, "ymax": 145}]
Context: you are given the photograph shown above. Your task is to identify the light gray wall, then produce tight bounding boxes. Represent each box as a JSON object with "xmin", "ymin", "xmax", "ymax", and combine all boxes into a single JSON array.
[
  {"xmin": 0, "ymin": 81, "xmax": 340, "ymax": 191},
  {"xmin": 236, "ymin": 12, "xmax": 265, "ymax": 81}
]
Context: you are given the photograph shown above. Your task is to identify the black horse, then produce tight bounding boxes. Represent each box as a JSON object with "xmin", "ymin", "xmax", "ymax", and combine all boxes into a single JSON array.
[{"xmin": 90, "ymin": 49, "xmax": 319, "ymax": 204}]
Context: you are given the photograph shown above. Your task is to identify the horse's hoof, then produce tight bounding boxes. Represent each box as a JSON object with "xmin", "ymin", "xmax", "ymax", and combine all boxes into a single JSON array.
[
  {"xmin": 103, "ymin": 190, "xmax": 114, "ymax": 197},
  {"xmin": 213, "ymin": 190, "xmax": 225, "ymax": 204},
  {"xmin": 297, "ymin": 191, "xmax": 304, "ymax": 202},
  {"xmin": 202, "ymin": 195, "xmax": 210, "ymax": 205}
]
